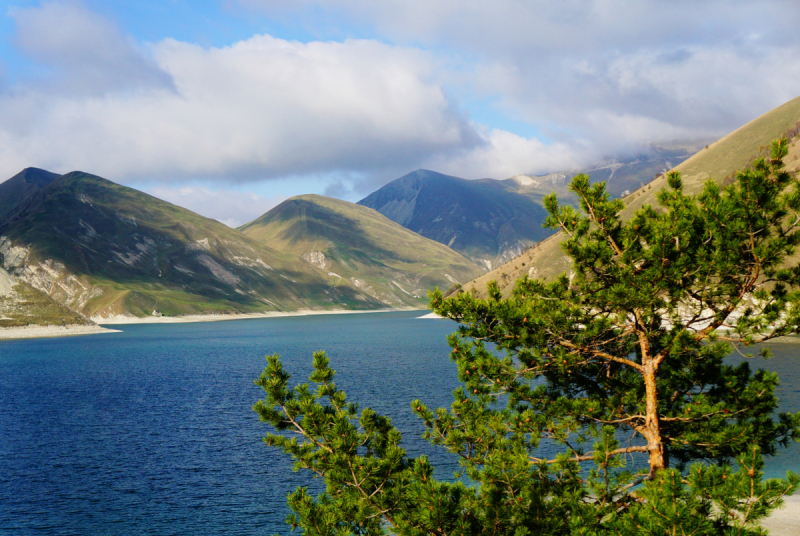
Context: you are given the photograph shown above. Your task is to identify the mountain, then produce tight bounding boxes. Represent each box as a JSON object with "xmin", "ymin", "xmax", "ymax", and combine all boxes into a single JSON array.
[
  {"xmin": 0, "ymin": 167, "xmax": 61, "ymax": 222},
  {"xmin": 357, "ymin": 170, "xmax": 553, "ymax": 270},
  {"xmin": 0, "ymin": 170, "xmax": 382, "ymax": 319},
  {"xmin": 463, "ymin": 96, "xmax": 800, "ymax": 297},
  {"xmin": 357, "ymin": 145, "xmax": 700, "ymax": 271},
  {"xmin": 240, "ymin": 194, "xmax": 483, "ymax": 307},
  {"xmin": 577, "ymin": 142, "xmax": 702, "ymax": 197},
  {"xmin": 0, "ymin": 167, "xmax": 95, "ymax": 327}
]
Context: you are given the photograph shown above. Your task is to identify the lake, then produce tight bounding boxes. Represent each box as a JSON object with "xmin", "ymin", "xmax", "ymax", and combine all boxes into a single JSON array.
[{"xmin": 1, "ymin": 311, "xmax": 798, "ymax": 535}]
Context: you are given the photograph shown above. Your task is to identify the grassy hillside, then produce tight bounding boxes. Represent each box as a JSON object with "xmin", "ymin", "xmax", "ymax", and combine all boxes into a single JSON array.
[
  {"xmin": 0, "ymin": 172, "xmax": 377, "ymax": 317},
  {"xmin": 464, "ymin": 96, "xmax": 800, "ymax": 297},
  {"xmin": 240, "ymin": 194, "xmax": 483, "ymax": 307}
]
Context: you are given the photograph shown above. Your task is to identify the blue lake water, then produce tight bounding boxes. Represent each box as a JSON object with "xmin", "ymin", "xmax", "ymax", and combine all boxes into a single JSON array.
[{"xmin": 1, "ymin": 310, "xmax": 799, "ymax": 535}]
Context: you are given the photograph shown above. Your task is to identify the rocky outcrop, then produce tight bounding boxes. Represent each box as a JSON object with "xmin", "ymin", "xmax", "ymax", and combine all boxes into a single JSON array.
[
  {"xmin": 0, "ymin": 236, "xmax": 103, "ymax": 315},
  {"xmin": 302, "ymin": 251, "xmax": 330, "ymax": 270}
]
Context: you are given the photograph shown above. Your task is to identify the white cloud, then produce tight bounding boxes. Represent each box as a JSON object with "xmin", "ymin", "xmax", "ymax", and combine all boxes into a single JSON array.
[
  {"xmin": 242, "ymin": 0, "xmax": 800, "ymax": 56},
  {"xmin": 243, "ymin": 0, "xmax": 800, "ymax": 151},
  {"xmin": 423, "ymin": 128, "xmax": 592, "ymax": 179},
  {"xmin": 476, "ymin": 43, "xmax": 800, "ymax": 150},
  {"xmin": 4, "ymin": 0, "xmax": 800, "ymax": 204},
  {"xmin": 0, "ymin": 2, "xmax": 489, "ymax": 184},
  {"xmin": 144, "ymin": 185, "xmax": 285, "ymax": 228},
  {"xmin": 9, "ymin": 1, "xmax": 173, "ymax": 95}
]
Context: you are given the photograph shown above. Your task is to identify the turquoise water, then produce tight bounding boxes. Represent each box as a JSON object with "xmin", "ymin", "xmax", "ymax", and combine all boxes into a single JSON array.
[{"xmin": 1, "ymin": 311, "xmax": 798, "ymax": 535}]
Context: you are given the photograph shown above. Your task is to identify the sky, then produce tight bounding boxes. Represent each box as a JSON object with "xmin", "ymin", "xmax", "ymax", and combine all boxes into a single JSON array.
[{"xmin": 1, "ymin": 1, "xmax": 800, "ymax": 226}]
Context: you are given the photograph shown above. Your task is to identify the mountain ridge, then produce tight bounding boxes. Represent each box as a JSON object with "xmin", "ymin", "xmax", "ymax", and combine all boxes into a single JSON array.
[
  {"xmin": 240, "ymin": 194, "xmax": 483, "ymax": 307},
  {"xmin": 0, "ymin": 170, "xmax": 484, "ymax": 323},
  {"xmin": 358, "ymin": 169, "xmax": 553, "ymax": 270},
  {"xmin": 357, "ymin": 143, "xmax": 700, "ymax": 270},
  {"xmin": 0, "ymin": 167, "xmax": 61, "ymax": 223},
  {"xmin": 0, "ymin": 171, "xmax": 376, "ymax": 319}
]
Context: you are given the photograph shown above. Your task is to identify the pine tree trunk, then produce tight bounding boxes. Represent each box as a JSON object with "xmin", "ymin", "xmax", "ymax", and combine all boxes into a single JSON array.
[{"xmin": 643, "ymin": 366, "xmax": 666, "ymax": 475}]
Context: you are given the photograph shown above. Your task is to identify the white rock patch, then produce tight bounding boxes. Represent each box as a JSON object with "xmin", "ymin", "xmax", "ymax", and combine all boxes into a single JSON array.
[
  {"xmin": 231, "ymin": 256, "xmax": 272, "ymax": 270},
  {"xmin": 302, "ymin": 251, "xmax": 330, "ymax": 270},
  {"xmin": 196, "ymin": 254, "xmax": 241, "ymax": 286},
  {"xmin": 0, "ymin": 266, "xmax": 16, "ymax": 296},
  {"xmin": 78, "ymin": 219, "xmax": 97, "ymax": 238},
  {"xmin": 511, "ymin": 175, "xmax": 540, "ymax": 187},
  {"xmin": 0, "ymin": 236, "xmax": 30, "ymax": 270}
]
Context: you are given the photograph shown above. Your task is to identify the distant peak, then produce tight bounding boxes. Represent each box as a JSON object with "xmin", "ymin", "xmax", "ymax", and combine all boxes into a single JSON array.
[
  {"xmin": 21, "ymin": 167, "xmax": 61, "ymax": 180},
  {"xmin": 400, "ymin": 169, "xmax": 464, "ymax": 182},
  {"xmin": 2, "ymin": 167, "xmax": 61, "ymax": 189}
]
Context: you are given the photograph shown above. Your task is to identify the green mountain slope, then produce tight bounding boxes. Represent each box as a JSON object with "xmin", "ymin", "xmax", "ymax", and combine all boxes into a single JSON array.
[
  {"xmin": 357, "ymin": 170, "xmax": 554, "ymax": 270},
  {"xmin": 464, "ymin": 96, "xmax": 800, "ymax": 296},
  {"xmin": 240, "ymin": 194, "xmax": 483, "ymax": 307},
  {"xmin": 0, "ymin": 171, "xmax": 379, "ymax": 318},
  {"xmin": 0, "ymin": 168, "xmax": 100, "ymax": 326}
]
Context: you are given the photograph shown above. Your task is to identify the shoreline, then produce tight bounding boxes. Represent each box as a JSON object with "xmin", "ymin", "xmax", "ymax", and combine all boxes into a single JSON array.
[
  {"xmin": 93, "ymin": 307, "xmax": 424, "ymax": 325},
  {"xmin": 0, "ymin": 324, "xmax": 121, "ymax": 340},
  {"xmin": 1, "ymin": 308, "xmax": 426, "ymax": 340}
]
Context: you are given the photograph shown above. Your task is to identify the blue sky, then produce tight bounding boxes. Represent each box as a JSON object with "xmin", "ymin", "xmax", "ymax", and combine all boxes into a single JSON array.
[{"xmin": 1, "ymin": 0, "xmax": 799, "ymax": 226}]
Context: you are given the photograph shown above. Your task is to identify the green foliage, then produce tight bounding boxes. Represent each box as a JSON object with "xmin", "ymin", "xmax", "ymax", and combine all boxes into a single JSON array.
[
  {"xmin": 254, "ymin": 352, "xmax": 478, "ymax": 535},
  {"xmin": 254, "ymin": 139, "xmax": 800, "ymax": 534}
]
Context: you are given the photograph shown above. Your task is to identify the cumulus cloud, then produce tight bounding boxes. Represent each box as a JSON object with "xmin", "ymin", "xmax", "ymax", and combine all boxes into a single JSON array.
[
  {"xmin": 423, "ymin": 128, "xmax": 593, "ymax": 180},
  {"xmin": 9, "ymin": 1, "xmax": 173, "ymax": 95},
  {"xmin": 243, "ymin": 0, "xmax": 800, "ymax": 150},
  {"xmin": 3, "ymin": 0, "xmax": 800, "ymax": 203},
  {"xmin": 144, "ymin": 185, "xmax": 285, "ymax": 228},
  {"xmin": 0, "ymin": 3, "xmax": 493, "ymax": 183}
]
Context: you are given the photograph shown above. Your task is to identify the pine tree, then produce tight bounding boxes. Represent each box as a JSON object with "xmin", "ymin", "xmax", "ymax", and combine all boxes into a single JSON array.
[{"xmin": 254, "ymin": 139, "xmax": 800, "ymax": 535}]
